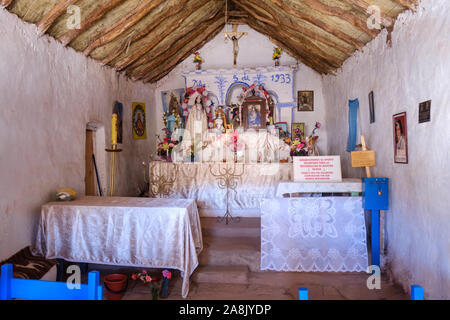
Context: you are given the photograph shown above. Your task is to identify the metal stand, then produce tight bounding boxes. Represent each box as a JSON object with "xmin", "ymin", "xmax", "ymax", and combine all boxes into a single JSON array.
[
  {"xmin": 209, "ymin": 164, "xmax": 244, "ymax": 225},
  {"xmin": 105, "ymin": 144, "xmax": 122, "ymax": 196}
]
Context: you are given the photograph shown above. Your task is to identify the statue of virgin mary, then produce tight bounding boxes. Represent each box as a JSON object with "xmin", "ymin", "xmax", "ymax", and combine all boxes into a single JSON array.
[{"xmin": 173, "ymin": 92, "xmax": 210, "ymax": 160}]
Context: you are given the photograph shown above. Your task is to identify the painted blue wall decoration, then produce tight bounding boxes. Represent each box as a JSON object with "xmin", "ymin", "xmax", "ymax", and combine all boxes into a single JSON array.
[
  {"xmin": 182, "ymin": 66, "xmax": 296, "ymax": 107},
  {"xmin": 347, "ymin": 98, "xmax": 359, "ymax": 152}
]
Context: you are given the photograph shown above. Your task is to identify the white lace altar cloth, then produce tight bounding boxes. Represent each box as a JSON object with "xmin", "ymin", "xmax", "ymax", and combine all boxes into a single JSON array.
[
  {"xmin": 149, "ymin": 162, "xmax": 292, "ymax": 217},
  {"xmin": 261, "ymin": 197, "xmax": 368, "ymax": 272},
  {"xmin": 32, "ymin": 196, "xmax": 202, "ymax": 298}
]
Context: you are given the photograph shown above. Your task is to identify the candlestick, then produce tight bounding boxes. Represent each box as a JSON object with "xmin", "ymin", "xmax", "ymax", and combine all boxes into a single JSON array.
[{"xmin": 111, "ymin": 113, "xmax": 118, "ymax": 145}]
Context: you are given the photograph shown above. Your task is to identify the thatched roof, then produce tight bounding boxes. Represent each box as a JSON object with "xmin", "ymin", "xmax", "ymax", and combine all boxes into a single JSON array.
[{"xmin": 2, "ymin": 0, "xmax": 417, "ymax": 83}]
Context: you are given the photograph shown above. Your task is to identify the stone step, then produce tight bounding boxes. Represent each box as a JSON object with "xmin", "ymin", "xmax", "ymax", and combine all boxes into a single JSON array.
[
  {"xmin": 192, "ymin": 265, "xmax": 249, "ymax": 284},
  {"xmin": 201, "ymin": 217, "xmax": 260, "ymax": 239},
  {"xmin": 199, "ymin": 236, "xmax": 261, "ymax": 272}
]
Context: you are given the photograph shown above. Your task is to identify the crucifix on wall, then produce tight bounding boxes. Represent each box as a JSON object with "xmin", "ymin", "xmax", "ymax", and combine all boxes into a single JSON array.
[{"xmin": 223, "ymin": 24, "xmax": 247, "ymax": 67}]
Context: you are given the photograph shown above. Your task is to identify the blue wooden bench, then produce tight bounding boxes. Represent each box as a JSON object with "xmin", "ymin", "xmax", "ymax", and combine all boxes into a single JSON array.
[{"xmin": 0, "ymin": 264, "xmax": 102, "ymax": 300}]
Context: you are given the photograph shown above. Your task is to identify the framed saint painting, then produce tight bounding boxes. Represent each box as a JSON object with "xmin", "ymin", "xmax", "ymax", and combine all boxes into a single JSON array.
[
  {"xmin": 298, "ymin": 91, "xmax": 314, "ymax": 111},
  {"xmin": 393, "ymin": 112, "xmax": 408, "ymax": 164},
  {"xmin": 291, "ymin": 123, "xmax": 305, "ymax": 141},
  {"xmin": 242, "ymin": 96, "xmax": 267, "ymax": 131},
  {"xmin": 132, "ymin": 102, "xmax": 147, "ymax": 140}
]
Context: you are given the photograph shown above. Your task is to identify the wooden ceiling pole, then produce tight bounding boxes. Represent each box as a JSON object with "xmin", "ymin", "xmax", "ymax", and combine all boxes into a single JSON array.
[
  {"xmin": 57, "ymin": 0, "xmax": 123, "ymax": 46},
  {"xmin": 144, "ymin": 23, "xmax": 225, "ymax": 83},
  {"xmin": 101, "ymin": 0, "xmax": 189, "ymax": 66},
  {"xmin": 36, "ymin": 0, "xmax": 79, "ymax": 36},
  {"xmin": 300, "ymin": 0, "xmax": 379, "ymax": 38},
  {"xmin": 264, "ymin": 0, "xmax": 365, "ymax": 50},
  {"xmin": 83, "ymin": 0, "xmax": 165, "ymax": 56},
  {"xmin": 129, "ymin": 17, "xmax": 224, "ymax": 80},
  {"xmin": 231, "ymin": 0, "xmax": 279, "ymax": 27},
  {"xmin": 113, "ymin": 0, "xmax": 219, "ymax": 71},
  {"xmin": 0, "ymin": 0, "xmax": 14, "ymax": 8}
]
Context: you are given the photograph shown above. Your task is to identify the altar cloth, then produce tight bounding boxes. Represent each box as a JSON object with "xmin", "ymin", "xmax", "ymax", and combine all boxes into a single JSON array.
[
  {"xmin": 261, "ymin": 197, "xmax": 368, "ymax": 272},
  {"xmin": 149, "ymin": 161, "xmax": 293, "ymax": 217},
  {"xmin": 32, "ymin": 196, "xmax": 203, "ymax": 298},
  {"xmin": 275, "ymin": 179, "xmax": 362, "ymax": 197}
]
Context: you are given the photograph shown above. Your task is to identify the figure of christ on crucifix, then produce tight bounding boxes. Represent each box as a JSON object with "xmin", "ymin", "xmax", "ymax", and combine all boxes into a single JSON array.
[{"xmin": 223, "ymin": 24, "xmax": 247, "ymax": 67}]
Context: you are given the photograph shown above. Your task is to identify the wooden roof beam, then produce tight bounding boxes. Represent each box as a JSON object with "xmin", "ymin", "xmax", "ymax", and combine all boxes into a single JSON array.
[
  {"xmin": 246, "ymin": 20, "xmax": 333, "ymax": 74},
  {"xmin": 112, "ymin": 0, "xmax": 221, "ymax": 72},
  {"xmin": 1, "ymin": 0, "xmax": 14, "ymax": 8},
  {"xmin": 231, "ymin": 0, "xmax": 279, "ymax": 27},
  {"xmin": 36, "ymin": 0, "xmax": 79, "ymax": 36},
  {"xmin": 300, "ymin": 0, "xmax": 379, "ymax": 38},
  {"xmin": 340, "ymin": 0, "xmax": 394, "ymax": 28},
  {"xmin": 394, "ymin": 0, "xmax": 418, "ymax": 11},
  {"xmin": 130, "ymin": 16, "xmax": 224, "ymax": 80},
  {"xmin": 57, "ymin": 0, "xmax": 123, "ymax": 46},
  {"xmin": 101, "ymin": 0, "xmax": 189, "ymax": 66},
  {"xmin": 83, "ymin": 0, "xmax": 165, "ymax": 56},
  {"xmin": 144, "ymin": 23, "xmax": 225, "ymax": 83},
  {"xmin": 264, "ymin": 0, "xmax": 365, "ymax": 50}
]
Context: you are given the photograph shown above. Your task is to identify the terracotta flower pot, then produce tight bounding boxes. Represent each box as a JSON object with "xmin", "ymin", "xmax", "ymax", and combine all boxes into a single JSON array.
[{"xmin": 104, "ymin": 274, "xmax": 128, "ymax": 300}]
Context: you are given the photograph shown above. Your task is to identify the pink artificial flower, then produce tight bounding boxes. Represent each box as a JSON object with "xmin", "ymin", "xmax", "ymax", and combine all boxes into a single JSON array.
[
  {"xmin": 169, "ymin": 143, "xmax": 175, "ymax": 148},
  {"xmin": 171, "ymin": 137, "xmax": 177, "ymax": 142},
  {"xmin": 145, "ymin": 275, "xmax": 152, "ymax": 282},
  {"xmin": 142, "ymin": 269, "xmax": 147, "ymax": 274},
  {"xmin": 162, "ymin": 270, "xmax": 172, "ymax": 279},
  {"xmin": 131, "ymin": 274, "xmax": 137, "ymax": 280},
  {"xmin": 316, "ymin": 122, "xmax": 321, "ymax": 129}
]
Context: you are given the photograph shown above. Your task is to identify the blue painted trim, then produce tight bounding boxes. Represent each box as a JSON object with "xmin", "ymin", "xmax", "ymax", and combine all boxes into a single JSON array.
[
  {"xmin": 411, "ymin": 285, "xmax": 424, "ymax": 300},
  {"xmin": 298, "ymin": 288, "xmax": 308, "ymax": 300},
  {"xmin": 277, "ymin": 103, "xmax": 296, "ymax": 108}
]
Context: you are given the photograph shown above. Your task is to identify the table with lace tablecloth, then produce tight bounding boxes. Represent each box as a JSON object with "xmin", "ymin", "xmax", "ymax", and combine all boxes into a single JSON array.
[
  {"xmin": 32, "ymin": 196, "xmax": 203, "ymax": 298},
  {"xmin": 260, "ymin": 196, "xmax": 368, "ymax": 272}
]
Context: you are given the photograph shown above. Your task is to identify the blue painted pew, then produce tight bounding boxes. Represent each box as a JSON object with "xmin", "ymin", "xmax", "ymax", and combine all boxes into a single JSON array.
[
  {"xmin": 298, "ymin": 288, "xmax": 308, "ymax": 300},
  {"xmin": 0, "ymin": 264, "xmax": 102, "ymax": 300},
  {"xmin": 411, "ymin": 285, "xmax": 424, "ymax": 300}
]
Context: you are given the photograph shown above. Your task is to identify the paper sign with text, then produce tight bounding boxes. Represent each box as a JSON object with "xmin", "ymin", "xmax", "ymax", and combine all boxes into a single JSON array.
[{"xmin": 293, "ymin": 156, "xmax": 342, "ymax": 182}]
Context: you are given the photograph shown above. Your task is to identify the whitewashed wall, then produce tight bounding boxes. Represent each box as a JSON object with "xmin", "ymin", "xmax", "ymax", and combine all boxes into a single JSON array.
[
  {"xmin": 322, "ymin": 0, "xmax": 450, "ymax": 299},
  {"xmin": 0, "ymin": 10, "xmax": 155, "ymax": 261},
  {"xmin": 153, "ymin": 25, "xmax": 328, "ymax": 154}
]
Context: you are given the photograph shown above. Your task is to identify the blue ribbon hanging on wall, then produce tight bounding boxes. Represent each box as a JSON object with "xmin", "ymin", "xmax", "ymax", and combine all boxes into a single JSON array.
[{"xmin": 346, "ymin": 98, "xmax": 359, "ymax": 152}]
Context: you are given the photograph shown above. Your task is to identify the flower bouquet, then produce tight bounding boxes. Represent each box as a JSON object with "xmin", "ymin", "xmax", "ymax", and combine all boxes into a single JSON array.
[
  {"xmin": 131, "ymin": 270, "xmax": 160, "ymax": 300},
  {"xmin": 156, "ymin": 128, "xmax": 179, "ymax": 162},
  {"xmin": 272, "ymin": 47, "xmax": 282, "ymax": 66},
  {"xmin": 193, "ymin": 51, "xmax": 203, "ymax": 70}
]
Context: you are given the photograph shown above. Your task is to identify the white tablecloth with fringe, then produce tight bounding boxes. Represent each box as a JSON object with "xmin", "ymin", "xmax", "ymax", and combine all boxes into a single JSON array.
[{"xmin": 33, "ymin": 196, "xmax": 202, "ymax": 298}]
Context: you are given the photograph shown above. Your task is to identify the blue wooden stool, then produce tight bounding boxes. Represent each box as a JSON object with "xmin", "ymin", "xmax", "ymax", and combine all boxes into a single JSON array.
[
  {"xmin": 0, "ymin": 264, "xmax": 102, "ymax": 300},
  {"xmin": 362, "ymin": 178, "xmax": 389, "ymax": 266}
]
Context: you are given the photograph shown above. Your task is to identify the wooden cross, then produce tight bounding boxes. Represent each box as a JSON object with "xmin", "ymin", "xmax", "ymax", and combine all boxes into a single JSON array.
[{"xmin": 223, "ymin": 24, "xmax": 247, "ymax": 67}]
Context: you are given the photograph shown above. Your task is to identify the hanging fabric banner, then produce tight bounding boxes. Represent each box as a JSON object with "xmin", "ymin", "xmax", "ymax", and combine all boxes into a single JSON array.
[{"xmin": 347, "ymin": 99, "xmax": 359, "ymax": 152}]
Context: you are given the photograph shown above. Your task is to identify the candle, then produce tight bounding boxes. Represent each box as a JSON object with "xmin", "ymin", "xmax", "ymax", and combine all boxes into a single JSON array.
[{"xmin": 111, "ymin": 113, "xmax": 118, "ymax": 145}]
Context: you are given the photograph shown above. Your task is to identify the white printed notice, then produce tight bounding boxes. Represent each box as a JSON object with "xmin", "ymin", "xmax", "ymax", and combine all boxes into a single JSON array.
[{"xmin": 293, "ymin": 156, "xmax": 342, "ymax": 182}]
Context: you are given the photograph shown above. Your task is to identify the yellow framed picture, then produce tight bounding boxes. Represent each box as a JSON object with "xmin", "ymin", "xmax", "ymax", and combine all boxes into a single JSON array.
[{"xmin": 132, "ymin": 102, "xmax": 147, "ymax": 140}]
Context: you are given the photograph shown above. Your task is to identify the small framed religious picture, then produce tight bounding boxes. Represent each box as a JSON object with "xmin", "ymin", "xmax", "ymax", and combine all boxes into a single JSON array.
[
  {"xmin": 298, "ymin": 90, "xmax": 314, "ymax": 111},
  {"xmin": 368, "ymin": 91, "xmax": 375, "ymax": 123},
  {"xmin": 113, "ymin": 101, "xmax": 123, "ymax": 144},
  {"xmin": 242, "ymin": 96, "xmax": 267, "ymax": 131},
  {"xmin": 275, "ymin": 122, "xmax": 289, "ymax": 139},
  {"xmin": 418, "ymin": 100, "xmax": 431, "ymax": 123},
  {"xmin": 393, "ymin": 112, "xmax": 408, "ymax": 164},
  {"xmin": 291, "ymin": 123, "xmax": 305, "ymax": 141},
  {"xmin": 132, "ymin": 102, "xmax": 147, "ymax": 139}
]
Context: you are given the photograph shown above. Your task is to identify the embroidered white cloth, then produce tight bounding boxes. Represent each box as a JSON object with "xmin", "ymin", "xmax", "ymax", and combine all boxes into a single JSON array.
[
  {"xmin": 149, "ymin": 162, "xmax": 292, "ymax": 216},
  {"xmin": 261, "ymin": 197, "xmax": 368, "ymax": 272},
  {"xmin": 275, "ymin": 179, "xmax": 362, "ymax": 197},
  {"xmin": 32, "ymin": 196, "xmax": 203, "ymax": 298}
]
